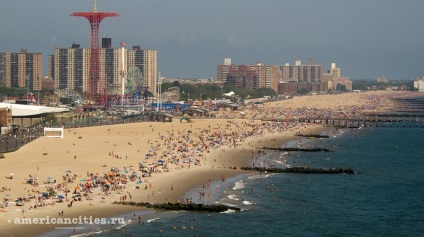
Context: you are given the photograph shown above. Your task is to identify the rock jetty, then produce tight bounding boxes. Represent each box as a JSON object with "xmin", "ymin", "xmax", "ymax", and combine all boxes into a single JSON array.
[
  {"xmin": 258, "ymin": 147, "xmax": 331, "ymax": 152},
  {"xmin": 113, "ymin": 201, "xmax": 241, "ymax": 212},
  {"xmin": 295, "ymin": 134, "xmax": 330, "ymax": 138},
  {"xmin": 241, "ymin": 166, "xmax": 355, "ymax": 174}
]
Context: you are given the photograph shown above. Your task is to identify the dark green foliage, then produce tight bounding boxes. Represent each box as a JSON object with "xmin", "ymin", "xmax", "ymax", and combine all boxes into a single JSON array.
[
  {"xmin": 352, "ymin": 79, "xmax": 415, "ymax": 91},
  {"xmin": 162, "ymin": 83, "xmax": 277, "ymax": 101},
  {"xmin": 0, "ymin": 86, "xmax": 26, "ymax": 98},
  {"xmin": 60, "ymin": 97, "xmax": 73, "ymax": 105},
  {"xmin": 43, "ymin": 112, "xmax": 58, "ymax": 124},
  {"xmin": 297, "ymin": 88, "xmax": 309, "ymax": 94}
]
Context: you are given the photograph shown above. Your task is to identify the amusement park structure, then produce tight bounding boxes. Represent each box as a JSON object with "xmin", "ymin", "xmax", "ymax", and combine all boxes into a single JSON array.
[{"xmin": 71, "ymin": 1, "xmax": 119, "ymax": 107}]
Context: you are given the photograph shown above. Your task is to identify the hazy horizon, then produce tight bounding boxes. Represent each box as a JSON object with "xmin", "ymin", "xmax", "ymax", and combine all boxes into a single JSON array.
[{"xmin": 1, "ymin": 0, "xmax": 423, "ymax": 80}]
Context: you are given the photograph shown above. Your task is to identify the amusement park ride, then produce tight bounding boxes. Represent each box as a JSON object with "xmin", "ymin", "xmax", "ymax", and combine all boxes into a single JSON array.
[
  {"xmin": 125, "ymin": 67, "xmax": 149, "ymax": 104},
  {"xmin": 71, "ymin": 1, "xmax": 149, "ymax": 110}
]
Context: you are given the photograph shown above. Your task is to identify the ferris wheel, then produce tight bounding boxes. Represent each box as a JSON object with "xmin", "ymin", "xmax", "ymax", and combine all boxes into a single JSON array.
[{"xmin": 126, "ymin": 67, "xmax": 143, "ymax": 95}]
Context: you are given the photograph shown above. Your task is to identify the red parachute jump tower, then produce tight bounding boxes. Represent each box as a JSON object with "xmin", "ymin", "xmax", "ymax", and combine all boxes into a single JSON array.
[{"xmin": 71, "ymin": 2, "xmax": 118, "ymax": 105}]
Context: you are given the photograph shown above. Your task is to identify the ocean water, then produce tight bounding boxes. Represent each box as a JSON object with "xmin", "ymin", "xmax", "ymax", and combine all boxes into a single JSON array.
[{"xmin": 42, "ymin": 126, "xmax": 424, "ymax": 237}]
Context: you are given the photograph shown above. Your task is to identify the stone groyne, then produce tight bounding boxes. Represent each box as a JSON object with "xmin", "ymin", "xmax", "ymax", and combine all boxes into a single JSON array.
[
  {"xmin": 113, "ymin": 201, "xmax": 241, "ymax": 212},
  {"xmin": 241, "ymin": 166, "xmax": 355, "ymax": 174},
  {"xmin": 258, "ymin": 147, "xmax": 331, "ymax": 152}
]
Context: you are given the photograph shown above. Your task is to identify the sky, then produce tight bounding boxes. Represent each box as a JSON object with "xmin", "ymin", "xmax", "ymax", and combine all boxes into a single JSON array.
[{"xmin": 1, "ymin": 0, "xmax": 423, "ymax": 80}]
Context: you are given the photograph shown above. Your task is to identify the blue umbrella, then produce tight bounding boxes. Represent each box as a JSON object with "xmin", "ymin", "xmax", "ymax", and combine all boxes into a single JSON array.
[
  {"xmin": 136, "ymin": 181, "xmax": 142, "ymax": 184},
  {"xmin": 58, "ymin": 195, "xmax": 64, "ymax": 199}
]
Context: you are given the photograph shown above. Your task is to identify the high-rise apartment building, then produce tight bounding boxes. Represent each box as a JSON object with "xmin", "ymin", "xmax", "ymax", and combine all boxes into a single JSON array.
[
  {"xmin": 52, "ymin": 43, "xmax": 89, "ymax": 93},
  {"xmin": 279, "ymin": 60, "xmax": 323, "ymax": 83},
  {"xmin": 218, "ymin": 62, "xmax": 271, "ymax": 91},
  {"xmin": 50, "ymin": 39, "xmax": 157, "ymax": 96},
  {"xmin": 0, "ymin": 49, "xmax": 42, "ymax": 90},
  {"xmin": 322, "ymin": 63, "xmax": 352, "ymax": 91},
  {"xmin": 226, "ymin": 65, "xmax": 259, "ymax": 90},
  {"xmin": 328, "ymin": 63, "xmax": 341, "ymax": 77},
  {"xmin": 127, "ymin": 45, "xmax": 157, "ymax": 95},
  {"xmin": 0, "ymin": 52, "xmax": 6, "ymax": 87},
  {"xmin": 218, "ymin": 59, "xmax": 321, "ymax": 93}
]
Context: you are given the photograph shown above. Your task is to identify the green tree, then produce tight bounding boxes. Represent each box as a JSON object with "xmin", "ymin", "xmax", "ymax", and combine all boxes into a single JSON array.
[
  {"xmin": 171, "ymin": 81, "xmax": 180, "ymax": 87},
  {"xmin": 60, "ymin": 97, "xmax": 73, "ymax": 105},
  {"xmin": 297, "ymin": 88, "xmax": 309, "ymax": 94},
  {"xmin": 43, "ymin": 112, "xmax": 58, "ymax": 125},
  {"xmin": 336, "ymin": 84, "xmax": 347, "ymax": 91}
]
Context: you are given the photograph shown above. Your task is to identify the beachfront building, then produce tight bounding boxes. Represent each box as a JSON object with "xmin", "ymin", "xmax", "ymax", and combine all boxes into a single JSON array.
[
  {"xmin": 278, "ymin": 82, "xmax": 326, "ymax": 94},
  {"xmin": 218, "ymin": 58, "xmax": 322, "ymax": 94},
  {"xmin": 0, "ymin": 107, "xmax": 12, "ymax": 127},
  {"xmin": 49, "ymin": 38, "xmax": 157, "ymax": 97},
  {"xmin": 226, "ymin": 65, "xmax": 260, "ymax": 90},
  {"xmin": 414, "ymin": 77, "xmax": 424, "ymax": 92},
  {"xmin": 217, "ymin": 58, "xmax": 280, "ymax": 93},
  {"xmin": 322, "ymin": 63, "xmax": 352, "ymax": 91},
  {"xmin": 127, "ymin": 45, "xmax": 157, "ymax": 97},
  {"xmin": 0, "ymin": 52, "xmax": 6, "ymax": 87},
  {"xmin": 0, "ymin": 49, "xmax": 43, "ymax": 90},
  {"xmin": 279, "ymin": 59, "xmax": 323, "ymax": 83},
  {"xmin": 162, "ymin": 86, "xmax": 180, "ymax": 102}
]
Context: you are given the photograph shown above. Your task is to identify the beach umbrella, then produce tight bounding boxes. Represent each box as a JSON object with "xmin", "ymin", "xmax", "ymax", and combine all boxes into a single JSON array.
[
  {"xmin": 47, "ymin": 176, "xmax": 52, "ymax": 180},
  {"xmin": 80, "ymin": 179, "xmax": 86, "ymax": 182},
  {"xmin": 65, "ymin": 170, "xmax": 72, "ymax": 173},
  {"xmin": 9, "ymin": 173, "xmax": 15, "ymax": 176},
  {"xmin": 136, "ymin": 181, "xmax": 142, "ymax": 184},
  {"xmin": 58, "ymin": 195, "xmax": 64, "ymax": 199}
]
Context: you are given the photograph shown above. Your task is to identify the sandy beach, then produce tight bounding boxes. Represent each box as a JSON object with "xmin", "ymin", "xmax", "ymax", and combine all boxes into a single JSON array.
[{"xmin": 0, "ymin": 90, "xmax": 416, "ymax": 237}]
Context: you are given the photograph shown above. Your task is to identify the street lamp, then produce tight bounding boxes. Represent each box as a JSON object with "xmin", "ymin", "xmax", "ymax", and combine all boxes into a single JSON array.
[
  {"xmin": 157, "ymin": 81, "xmax": 162, "ymax": 112},
  {"xmin": 26, "ymin": 74, "xmax": 30, "ymax": 105},
  {"xmin": 182, "ymin": 90, "xmax": 190, "ymax": 102},
  {"xmin": 37, "ymin": 74, "xmax": 40, "ymax": 105}
]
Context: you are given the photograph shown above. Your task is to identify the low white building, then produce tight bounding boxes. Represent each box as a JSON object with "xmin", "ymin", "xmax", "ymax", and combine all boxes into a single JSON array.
[{"xmin": 414, "ymin": 77, "xmax": 424, "ymax": 92}]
